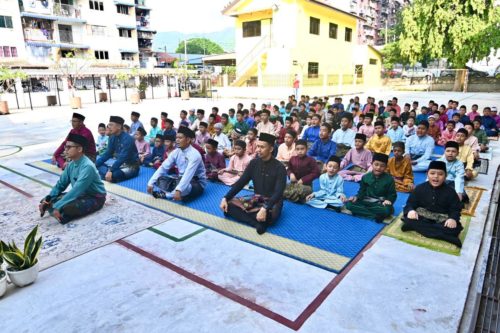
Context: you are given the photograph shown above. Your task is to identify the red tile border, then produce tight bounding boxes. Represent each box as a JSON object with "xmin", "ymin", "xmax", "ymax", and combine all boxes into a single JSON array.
[
  {"xmin": 0, "ymin": 179, "xmax": 34, "ymax": 198},
  {"xmin": 116, "ymin": 231, "xmax": 383, "ymax": 330}
]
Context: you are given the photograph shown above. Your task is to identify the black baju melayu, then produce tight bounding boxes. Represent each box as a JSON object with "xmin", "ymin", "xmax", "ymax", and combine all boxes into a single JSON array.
[
  {"xmin": 402, "ymin": 181, "xmax": 464, "ymax": 247},
  {"xmin": 224, "ymin": 157, "xmax": 287, "ymax": 233}
]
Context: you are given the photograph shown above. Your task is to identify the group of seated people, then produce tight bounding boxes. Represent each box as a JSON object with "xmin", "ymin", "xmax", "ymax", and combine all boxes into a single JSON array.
[{"xmin": 42, "ymin": 95, "xmax": 497, "ymax": 246}]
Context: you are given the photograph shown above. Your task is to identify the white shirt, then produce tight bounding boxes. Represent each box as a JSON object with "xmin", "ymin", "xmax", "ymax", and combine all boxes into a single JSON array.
[
  {"xmin": 212, "ymin": 132, "xmax": 231, "ymax": 153},
  {"xmin": 331, "ymin": 127, "xmax": 356, "ymax": 147}
]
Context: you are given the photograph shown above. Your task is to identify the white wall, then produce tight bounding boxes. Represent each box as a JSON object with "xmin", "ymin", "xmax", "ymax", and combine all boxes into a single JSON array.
[{"xmin": 0, "ymin": 0, "xmax": 27, "ymax": 61}]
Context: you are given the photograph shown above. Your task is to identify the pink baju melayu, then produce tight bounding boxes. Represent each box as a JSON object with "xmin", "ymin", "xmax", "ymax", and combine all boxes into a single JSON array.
[{"xmin": 218, "ymin": 154, "xmax": 252, "ymax": 186}]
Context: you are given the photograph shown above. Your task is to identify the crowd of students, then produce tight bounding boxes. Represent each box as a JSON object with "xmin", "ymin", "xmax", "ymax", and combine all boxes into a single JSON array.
[{"xmin": 43, "ymin": 94, "xmax": 497, "ymax": 244}]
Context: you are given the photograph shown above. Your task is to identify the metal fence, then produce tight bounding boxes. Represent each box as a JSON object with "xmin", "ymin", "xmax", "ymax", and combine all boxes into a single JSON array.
[{"xmin": 1, "ymin": 74, "xmax": 213, "ymax": 110}]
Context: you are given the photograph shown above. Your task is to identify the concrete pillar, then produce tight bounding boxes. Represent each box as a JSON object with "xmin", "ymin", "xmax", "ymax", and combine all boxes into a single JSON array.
[
  {"xmin": 257, "ymin": 58, "xmax": 263, "ymax": 88},
  {"xmin": 222, "ymin": 74, "xmax": 228, "ymax": 87}
]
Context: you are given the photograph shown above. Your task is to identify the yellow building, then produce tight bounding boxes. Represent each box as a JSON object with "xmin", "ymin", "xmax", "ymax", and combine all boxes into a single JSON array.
[{"xmin": 222, "ymin": 0, "xmax": 382, "ymax": 93}]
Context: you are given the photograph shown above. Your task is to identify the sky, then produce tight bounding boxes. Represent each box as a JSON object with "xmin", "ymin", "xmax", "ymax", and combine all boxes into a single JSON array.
[{"xmin": 149, "ymin": 0, "xmax": 234, "ymax": 33}]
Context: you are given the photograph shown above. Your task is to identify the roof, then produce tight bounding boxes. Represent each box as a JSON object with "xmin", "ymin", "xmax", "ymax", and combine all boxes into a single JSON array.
[
  {"xmin": 222, "ymin": 0, "xmax": 362, "ymax": 20},
  {"xmin": 202, "ymin": 52, "xmax": 236, "ymax": 66},
  {"xmin": 368, "ymin": 45, "xmax": 383, "ymax": 57}
]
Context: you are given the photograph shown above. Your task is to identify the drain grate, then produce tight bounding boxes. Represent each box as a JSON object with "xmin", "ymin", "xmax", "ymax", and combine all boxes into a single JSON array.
[{"xmin": 475, "ymin": 190, "xmax": 500, "ymax": 333}]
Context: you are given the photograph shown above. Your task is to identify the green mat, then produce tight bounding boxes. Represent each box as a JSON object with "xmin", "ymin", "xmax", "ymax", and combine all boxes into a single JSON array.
[{"xmin": 384, "ymin": 215, "xmax": 471, "ymax": 256}]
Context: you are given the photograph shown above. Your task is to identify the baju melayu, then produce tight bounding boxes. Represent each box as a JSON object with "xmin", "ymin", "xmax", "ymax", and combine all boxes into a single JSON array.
[
  {"xmin": 402, "ymin": 181, "xmax": 464, "ymax": 247},
  {"xmin": 358, "ymin": 124, "xmax": 375, "ymax": 139},
  {"xmin": 218, "ymin": 154, "xmax": 251, "ymax": 186},
  {"xmin": 96, "ymin": 131, "xmax": 140, "ymax": 183},
  {"xmin": 143, "ymin": 145, "xmax": 165, "ymax": 167},
  {"xmin": 205, "ymin": 151, "xmax": 226, "ymax": 181},
  {"xmin": 54, "ymin": 125, "xmax": 97, "ymax": 169},
  {"xmin": 427, "ymin": 124, "xmax": 441, "ymax": 144},
  {"xmin": 302, "ymin": 125, "xmax": 321, "ymax": 143},
  {"xmin": 306, "ymin": 173, "xmax": 345, "ymax": 209},
  {"xmin": 405, "ymin": 134, "xmax": 435, "ymax": 172},
  {"xmin": 213, "ymin": 133, "xmax": 232, "ymax": 154},
  {"xmin": 458, "ymin": 144, "xmax": 475, "ymax": 174},
  {"xmin": 284, "ymin": 154, "xmax": 320, "ymax": 202},
  {"xmin": 345, "ymin": 172, "xmax": 397, "ymax": 220},
  {"xmin": 438, "ymin": 157, "xmax": 465, "ymax": 195},
  {"xmin": 146, "ymin": 126, "xmax": 163, "ymax": 146},
  {"xmin": 224, "ymin": 157, "xmax": 287, "ymax": 230},
  {"xmin": 195, "ymin": 131, "xmax": 210, "ymax": 147},
  {"xmin": 256, "ymin": 121, "xmax": 275, "ymax": 136},
  {"xmin": 307, "ymin": 139, "xmax": 336, "ymax": 163},
  {"xmin": 387, "ymin": 157, "xmax": 414, "ymax": 192},
  {"xmin": 129, "ymin": 120, "xmax": 144, "ymax": 136},
  {"xmin": 366, "ymin": 134, "xmax": 392, "ymax": 155},
  {"xmin": 96, "ymin": 134, "xmax": 108, "ymax": 156},
  {"xmin": 233, "ymin": 120, "xmax": 249, "ymax": 135},
  {"xmin": 148, "ymin": 145, "xmax": 207, "ymax": 202},
  {"xmin": 276, "ymin": 143, "xmax": 296, "ymax": 162},
  {"xmin": 47, "ymin": 155, "xmax": 106, "ymax": 224},
  {"xmin": 387, "ymin": 126, "xmax": 405, "ymax": 144},
  {"xmin": 331, "ymin": 127, "xmax": 356, "ymax": 157},
  {"xmin": 472, "ymin": 129, "xmax": 489, "ymax": 147},
  {"xmin": 245, "ymin": 139, "xmax": 257, "ymax": 158},
  {"xmin": 437, "ymin": 129, "xmax": 456, "ymax": 146},
  {"xmin": 339, "ymin": 148, "xmax": 372, "ymax": 182}
]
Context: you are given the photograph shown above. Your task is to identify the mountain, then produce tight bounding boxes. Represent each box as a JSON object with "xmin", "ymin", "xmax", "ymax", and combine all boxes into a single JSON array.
[{"xmin": 153, "ymin": 27, "xmax": 235, "ymax": 54}]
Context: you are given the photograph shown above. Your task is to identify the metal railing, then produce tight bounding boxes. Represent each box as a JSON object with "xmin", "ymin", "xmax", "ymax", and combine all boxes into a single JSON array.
[
  {"xmin": 53, "ymin": 4, "xmax": 82, "ymax": 19},
  {"xmin": 23, "ymin": 28, "xmax": 54, "ymax": 41}
]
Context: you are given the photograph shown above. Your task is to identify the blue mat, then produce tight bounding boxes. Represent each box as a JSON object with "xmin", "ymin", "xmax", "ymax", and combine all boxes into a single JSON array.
[{"xmin": 118, "ymin": 166, "xmax": 385, "ymax": 259}]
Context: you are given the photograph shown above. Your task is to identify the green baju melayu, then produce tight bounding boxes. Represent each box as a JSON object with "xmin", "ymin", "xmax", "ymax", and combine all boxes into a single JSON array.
[{"xmin": 345, "ymin": 172, "xmax": 397, "ymax": 220}]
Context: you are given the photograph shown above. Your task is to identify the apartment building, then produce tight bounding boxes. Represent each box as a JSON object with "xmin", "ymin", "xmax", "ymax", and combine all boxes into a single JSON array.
[
  {"xmin": 349, "ymin": 0, "xmax": 409, "ymax": 46},
  {"xmin": 0, "ymin": 0, "xmax": 156, "ymax": 68}
]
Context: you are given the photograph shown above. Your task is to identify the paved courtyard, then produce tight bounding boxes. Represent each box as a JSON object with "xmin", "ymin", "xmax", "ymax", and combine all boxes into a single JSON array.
[{"xmin": 0, "ymin": 91, "xmax": 498, "ymax": 332}]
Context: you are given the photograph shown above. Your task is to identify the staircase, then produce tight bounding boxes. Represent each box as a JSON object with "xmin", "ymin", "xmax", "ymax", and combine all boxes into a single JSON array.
[{"xmin": 231, "ymin": 34, "xmax": 271, "ymax": 87}]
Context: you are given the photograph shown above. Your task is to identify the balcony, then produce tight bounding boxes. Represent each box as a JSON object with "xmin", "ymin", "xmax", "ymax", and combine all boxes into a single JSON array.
[
  {"xmin": 137, "ymin": 31, "xmax": 154, "ymax": 39},
  {"xmin": 23, "ymin": 28, "xmax": 55, "ymax": 42}
]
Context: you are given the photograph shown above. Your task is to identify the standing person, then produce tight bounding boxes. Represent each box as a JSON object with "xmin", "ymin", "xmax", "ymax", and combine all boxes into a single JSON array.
[
  {"xmin": 284, "ymin": 139, "xmax": 320, "ymax": 203},
  {"xmin": 147, "ymin": 126, "xmax": 207, "ymax": 202},
  {"xmin": 404, "ymin": 121, "xmax": 435, "ymax": 172},
  {"xmin": 219, "ymin": 133, "xmax": 287, "ymax": 235},
  {"xmin": 39, "ymin": 134, "xmax": 106, "ymax": 224},
  {"xmin": 129, "ymin": 111, "xmax": 144, "ymax": 136},
  {"xmin": 96, "ymin": 116, "xmax": 140, "ymax": 183},
  {"xmin": 331, "ymin": 114, "xmax": 356, "ymax": 158},
  {"xmin": 306, "ymin": 156, "xmax": 346, "ymax": 210},
  {"xmin": 345, "ymin": 153, "xmax": 397, "ymax": 223},
  {"xmin": 401, "ymin": 161, "xmax": 464, "ymax": 247},
  {"xmin": 52, "ymin": 113, "xmax": 97, "ymax": 169},
  {"xmin": 293, "ymin": 74, "xmax": 300, "ymax": 101},
  {"xmin": 219, "ymin": 140, "xmax": 251, "ymax": 186}
]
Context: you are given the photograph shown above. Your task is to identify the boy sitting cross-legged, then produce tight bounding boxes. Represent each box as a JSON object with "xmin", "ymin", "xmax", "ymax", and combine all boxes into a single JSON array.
[
  {"xmin": 283, "ymin": 139, "xmax": 320, "ymax": 203},
  {"xmin": 387, "ymin": 141, "xmax": 414, "ymax": 193},
  {"xmin": 345, "ymin": 153, "xmax": 397, "ymax": 223}
]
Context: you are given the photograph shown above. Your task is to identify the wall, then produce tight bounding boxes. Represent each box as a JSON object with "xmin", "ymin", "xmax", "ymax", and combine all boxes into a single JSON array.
[{"xmin": 0, "ymin": 0, "xmax": 27, "ymax": 62}]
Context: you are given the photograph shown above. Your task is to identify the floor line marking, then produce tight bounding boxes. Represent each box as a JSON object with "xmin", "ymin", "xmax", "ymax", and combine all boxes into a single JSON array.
[
  {"xmin": 0, "ymin": 164, "xmax": 52, "ymax": 187},
  {"xmin": 116, "ymin": 239, "xmax": 297, "ymax": 329},
  {"xmin": 148, "ymin": 226, "xmax": 207, "ymax": 242},
  {"xmin": 0, "ymin": 179, "xmax": 34, "ymax": 198}
]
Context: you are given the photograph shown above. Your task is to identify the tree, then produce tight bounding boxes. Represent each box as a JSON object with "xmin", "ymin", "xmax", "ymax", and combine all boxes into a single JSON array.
[
  {"xmin": 398, "ymin": 0, "xmax": 500, "ymax": 89},
  {"xmin": 53, "ymin": 50, "xmax": 94, "ymax": 97},
  {"xmin": 381, "ymin": 42, "xmax": 405, "ymax": 71},
  {"xmin": 175, "ymin": 38, "xmax": 224, "ymax": 55}
]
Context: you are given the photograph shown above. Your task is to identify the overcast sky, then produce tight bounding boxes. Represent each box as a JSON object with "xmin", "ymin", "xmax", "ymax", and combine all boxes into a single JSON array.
[{"xmin": 149, "ymin": 0, "xmax": 234, "ymax": 33}]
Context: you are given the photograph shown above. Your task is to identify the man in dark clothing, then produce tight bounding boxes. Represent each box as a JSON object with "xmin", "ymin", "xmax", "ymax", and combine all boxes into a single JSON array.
[
  {"xmin": 96, "ymin": 116, "xmax": 140, "ymax": 183},
  {"xmin": 220, "ymin": 133, "xmax": 287, "ymax": 234},
  {"xmin": 402, "ymin": 160, "xmax": 464, "ymax": 247}
]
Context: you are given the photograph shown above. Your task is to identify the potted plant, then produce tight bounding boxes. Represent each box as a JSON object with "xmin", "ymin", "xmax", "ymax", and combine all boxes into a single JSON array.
[
  {"xmin": 53, "ymin": 49, "xmax": 94, "ymax": 109},
  {"xmin": 138, "ymin": 81, "xmax": 147, "ymax": 100},
  {"xmin": 0, "ymin": 242, "xmax": 7, "ymax": 297},
  {"xmin": 2, "ymin": 225, "xmax": 42, "ymax": 287},
  {"xmin": 0, "ymin": 66, "xmax": 27, "ymax": 115}
]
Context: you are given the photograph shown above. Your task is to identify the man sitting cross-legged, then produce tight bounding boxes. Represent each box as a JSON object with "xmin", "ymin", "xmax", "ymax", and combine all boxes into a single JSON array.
[
  {"xmin": 52, "ymin": 112, "xmax": 96, "ymax": 169},
  {"xmin": 96, "ymin": 116, "xmax": 140, "ymax": 183},
  {"xmin": 220, "ymin": 133, "xmax": 287, "ymax": 235},
  {"xmin": 402, "ymin": 160, "xmax": 464, "ymax": 247},
  {"xmin": 147, "ymin": 126, "xmax": 207, "ymax": 202},
  {"xmin": 40, "ymin": 134, "xmax": 106, "ymax": 224},
  {"xmin": 345, "ymin": 153, "xmax": 397, "ymax": 223}
]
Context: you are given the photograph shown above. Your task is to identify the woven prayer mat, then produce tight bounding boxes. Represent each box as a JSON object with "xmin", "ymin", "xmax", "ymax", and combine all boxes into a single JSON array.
[
  {"xmin": 0, "ymin": 171, "xmax": 171, "ymax": 271},
  {"xmin": 462, "ymin": 186, "xmax": 487, "ymax": 217},
  {"xmin": 477, "ymin": 159, "xmax": 489, "ymax": 175},
  {"xmin": 27, "ymin": 160, "xmax": 385, "ymax": 273},
  {"xmin": 383, "ymin": 215, "xmax": 471, "ymax": 256}
]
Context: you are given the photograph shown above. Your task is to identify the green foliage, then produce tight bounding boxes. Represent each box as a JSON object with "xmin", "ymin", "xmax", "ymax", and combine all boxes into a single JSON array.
[
  {"xmin": 138, "ymin": 81, "xmax": 148, "ymax": 92},
  {"xmin": 115, "ymin": 71, "xmax": 130, "ymax": 83},
  {"xmin": 222, "ymin": 66, "xmax": 236, "ymax": 75},
  {"xmin": 2, "ymin": 225, "xmax": 42, "ymax": 271},
  {"xmin": 0, "ymin": 66, "xmax": 28, "ymax": 99},
  {"xmin": 381, "ymin": 42, "xmax": 405, "ymax": 70},
  {"xmin": 399, "ymin": 0, "xmax": 500, "ymax": 68},
  {"xmin": 175, "ymin": 38, "xmax": 224, "ymax": 55}
]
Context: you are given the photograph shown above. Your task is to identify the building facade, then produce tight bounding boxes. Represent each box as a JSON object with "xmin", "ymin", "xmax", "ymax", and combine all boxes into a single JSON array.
[
  {"xmin": 348, "ymin": 0, "xmax": 409, "ymax": 46},
  {"xmin": 0, "ymin": 0, "xmax": 156, "ymax": 68},
  {"xmin": 222, "ymin": 0, "xmax": 382, "ymax": 90}
]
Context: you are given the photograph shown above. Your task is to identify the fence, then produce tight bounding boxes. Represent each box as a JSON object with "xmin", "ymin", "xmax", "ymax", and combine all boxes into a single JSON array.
[
  {"xmin": 382, "ymin": 69, "xmax": 500, "ymax": 92},
  {"xmin": 1, "ymin": 73, "xmax": 212, "ymax": 110}
]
